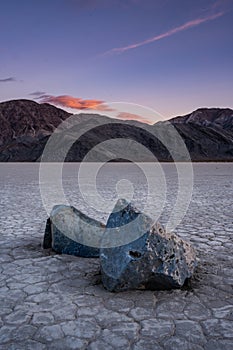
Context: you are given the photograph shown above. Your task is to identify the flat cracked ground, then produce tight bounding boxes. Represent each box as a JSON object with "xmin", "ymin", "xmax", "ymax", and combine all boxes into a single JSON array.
[{"xmin": 0, "ymin": 163, "xmax": 233, "ymax": 350}]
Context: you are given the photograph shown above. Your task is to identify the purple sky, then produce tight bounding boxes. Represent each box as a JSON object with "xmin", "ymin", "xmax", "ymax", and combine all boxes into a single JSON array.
[{"xmin": 0, "ymin": 0, "xmax": 233, "ymax": 122}]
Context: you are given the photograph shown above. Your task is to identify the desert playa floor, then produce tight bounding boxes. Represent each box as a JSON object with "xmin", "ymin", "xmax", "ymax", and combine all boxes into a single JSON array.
[{"xmin": 0, "ymin": 163, "xmax": 233, "ymax": 350}]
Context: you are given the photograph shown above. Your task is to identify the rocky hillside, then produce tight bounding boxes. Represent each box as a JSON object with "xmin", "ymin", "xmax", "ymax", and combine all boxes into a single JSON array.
[
  {"xmin": 0, "ymin": 100, "xmax": 232, "ymax": 161},
  {"xmin": 0, "ymin": 100, "xmax": 70, "ymax": 161},
  {"xmin": 168, "ymin": 108, "xmax": 233, "ymax": 161},
  {"xmin": 169, "ymin": 108, "xmax": 233, "ymax": 132}
]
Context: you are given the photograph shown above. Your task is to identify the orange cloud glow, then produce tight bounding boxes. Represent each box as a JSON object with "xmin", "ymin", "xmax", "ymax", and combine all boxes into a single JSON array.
[
  {"xmin": 38, "ymin": 94, "xmax": 113, "ymax": 111},
  {"xmin": 117, "ymin": 112, "xmax": 153, "ymax": 124}
]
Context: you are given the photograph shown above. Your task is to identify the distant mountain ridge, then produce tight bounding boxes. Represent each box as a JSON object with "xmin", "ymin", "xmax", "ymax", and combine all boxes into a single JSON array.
[
  {"xmin": 0, "ymin": 99, "xmax": 71, "ymax": 145},
  {"xmin": 0, "ymin": 99, "xmax": 232, "ymax": 162},
  {"xmin": 169, "ymin": 108, "xmax": 233, "ymax": 132}
]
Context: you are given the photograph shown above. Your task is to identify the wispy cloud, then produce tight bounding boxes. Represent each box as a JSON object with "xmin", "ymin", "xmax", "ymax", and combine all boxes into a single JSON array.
[
  {"xmin": 0, "ymin": 77, "xmax": 16, "ymax": 83},
  {"xmin": 117, "ymin": 112, "xmax": 153, "ymax": 124},
  {"xmin": 37, "ymin": 94, "xmax": 113, "ymax": 111},
  {"xmin": 29, "ymin": 91, "xmax": 46, "ymax": 97},
  {"xmin": 103, "ymin": 11, "xmax": 225, "ymax": 55}
]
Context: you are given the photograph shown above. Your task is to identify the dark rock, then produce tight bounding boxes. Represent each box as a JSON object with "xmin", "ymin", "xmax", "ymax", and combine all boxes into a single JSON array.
[
  {"xmin": 43, "ymin": 205, "xmax": 105, "ymax": 257},
  {"xmin": 43, "ymin": 218, "xmax": 52, "ymax": 249},
  {"xmin": 100, "ymin": 199, "xmax": 197, "ymax": 292}
]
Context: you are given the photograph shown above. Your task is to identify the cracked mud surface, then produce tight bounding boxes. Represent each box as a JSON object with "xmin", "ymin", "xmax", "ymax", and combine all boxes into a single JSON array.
[{"xmin": 0, "ymin": 163, "xmax": 233, "ymax": 349}]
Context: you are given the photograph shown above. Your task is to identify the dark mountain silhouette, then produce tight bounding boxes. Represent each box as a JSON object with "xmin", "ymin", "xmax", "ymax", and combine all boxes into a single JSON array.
[
  {"xmin": 169, "ymin": 108, "xmax": 233, "ymax": 131},
  {"xmin": 0, "ymin": 100, "xmax": 232, "ymax": 161},
  {"xmin": 168, "ymin": 108, "xmax": 233, "ymax": 161},
  {"xmin": 0, "ymin": 99, "xmax": 70, "ymax": 161}
]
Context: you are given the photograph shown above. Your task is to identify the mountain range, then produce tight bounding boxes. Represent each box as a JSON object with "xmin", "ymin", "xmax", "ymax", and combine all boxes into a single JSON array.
[{"xmin": 0, "ymin": 99, "xmax": 232, "ymax": 162}]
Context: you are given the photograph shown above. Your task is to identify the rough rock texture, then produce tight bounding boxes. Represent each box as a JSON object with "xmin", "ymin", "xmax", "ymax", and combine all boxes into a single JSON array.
[
  {"xmin": 100, "ymin": 199, "xmax": 197, "ymax": 292},
  {"xmin": 43, "ymin": 205, "xmax": 105, "ymax": 257}
]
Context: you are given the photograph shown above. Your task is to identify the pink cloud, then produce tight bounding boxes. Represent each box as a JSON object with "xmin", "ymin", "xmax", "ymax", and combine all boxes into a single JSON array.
[
  {"xmin": 117, "ymin": 112, "xmax": 153, "ymax": 124},
  {"xmin": 103, "ymin": 11, "xmax": 225, "ymax": 55},
  {"xmin": 38, "ymin": 94, "xmax": 113, "ymax": 111}
]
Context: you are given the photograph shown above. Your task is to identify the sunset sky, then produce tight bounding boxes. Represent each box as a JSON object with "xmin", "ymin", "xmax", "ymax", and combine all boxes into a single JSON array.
[{"xmin": 0, "ymin": 0, "xmax": 233, "ymax": 123}]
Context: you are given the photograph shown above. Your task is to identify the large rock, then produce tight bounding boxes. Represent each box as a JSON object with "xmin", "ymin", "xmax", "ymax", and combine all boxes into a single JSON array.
[
  {"xmin": 43, "ymin": 205, "xmax": 105, "ymax": 257},
  {"xmin": 100, "ymin": 199, "xmax": 197, "ymax": 292}
]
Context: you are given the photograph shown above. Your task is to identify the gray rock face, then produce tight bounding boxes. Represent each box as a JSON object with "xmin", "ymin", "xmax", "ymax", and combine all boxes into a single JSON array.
[
  {"xmin": 100, "ymin": 199, "xmax": 197, "ymax": 292},
  {"xmin": 43, "ymin": 205, "xmax": 105, "ymax": 257}
]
